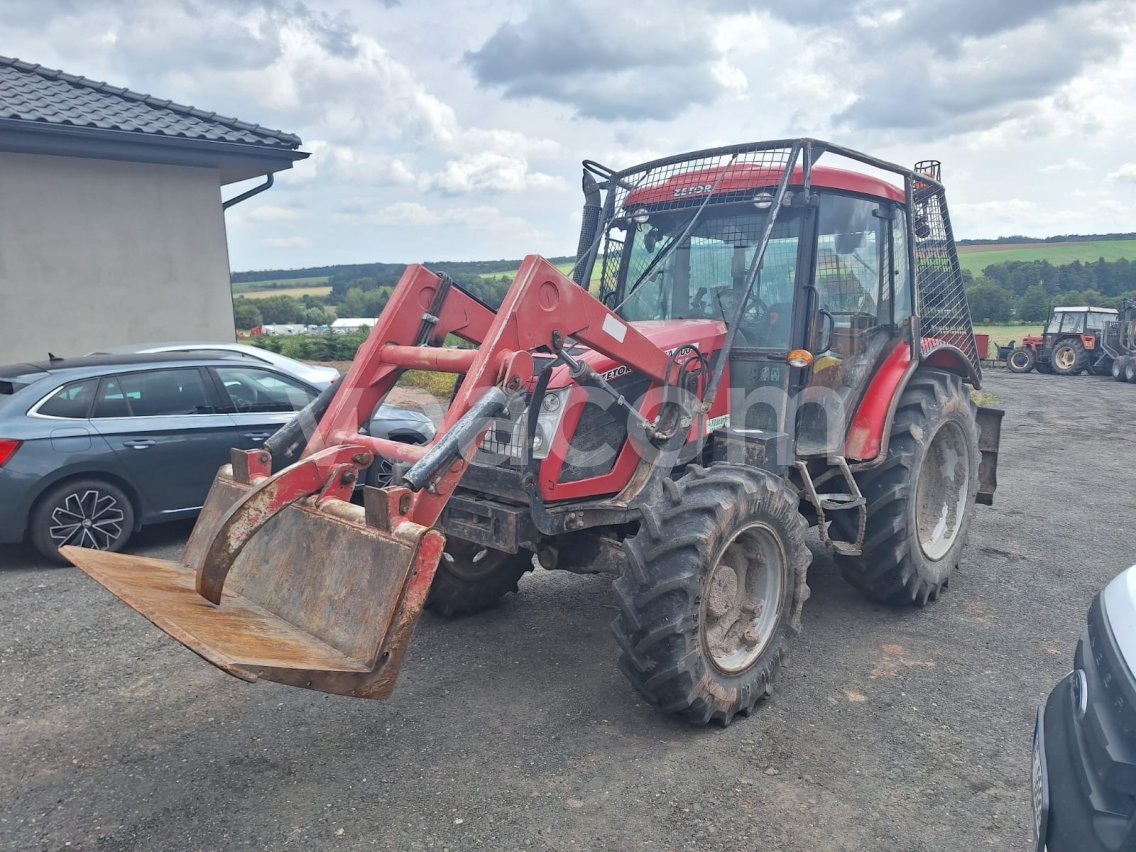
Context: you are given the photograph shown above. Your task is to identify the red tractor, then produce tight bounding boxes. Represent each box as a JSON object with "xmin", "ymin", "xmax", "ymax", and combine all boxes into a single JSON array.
[
  {"xmin": 64, "ymin": 140, "xmax": 1002, "ymax": 725},
  {"xmin": 1007, "ymin": 306, "xmax": 1120, "ymax": 375}
]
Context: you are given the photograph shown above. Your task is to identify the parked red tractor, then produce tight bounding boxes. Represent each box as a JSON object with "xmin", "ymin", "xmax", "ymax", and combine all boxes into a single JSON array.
[
  {"xmin": 64, "ymin": 140, "xmax": 1002, "ymax": 725},
  {"xmin": 1007, "ymin": 305, "xmax": 1120, "ymax": 375}
]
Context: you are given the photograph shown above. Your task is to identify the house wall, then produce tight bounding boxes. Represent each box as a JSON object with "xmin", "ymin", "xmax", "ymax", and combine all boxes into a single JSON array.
[{"xmin": 0, "ymin": 152, "xmax": 235, "ymax": 363}]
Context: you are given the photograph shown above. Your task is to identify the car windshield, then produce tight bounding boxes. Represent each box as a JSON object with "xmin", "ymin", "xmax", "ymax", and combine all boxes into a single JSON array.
[{"xmin": 616, "ymin": 206, "xmax": 801, "ymax": 342}]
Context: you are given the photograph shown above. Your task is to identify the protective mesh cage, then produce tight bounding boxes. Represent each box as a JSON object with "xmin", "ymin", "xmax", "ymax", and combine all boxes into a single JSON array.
[
  {"xmin": 912, "ymin": 182, "xmax": 980, "ymax": 374},
  {"xmin": 597, "ymin": 144, "xmax": 797, "ymax": 303}
]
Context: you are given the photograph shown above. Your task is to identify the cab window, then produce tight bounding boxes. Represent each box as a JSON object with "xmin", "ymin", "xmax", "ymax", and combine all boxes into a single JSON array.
[{"xmin": 1060, "ymin": 313, "xmax": 1085, "ymax": 333}]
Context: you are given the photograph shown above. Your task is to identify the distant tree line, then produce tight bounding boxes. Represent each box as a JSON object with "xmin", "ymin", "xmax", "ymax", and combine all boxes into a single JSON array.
[
  {"xmin": 957, "ymin": 232, "xmax": 1136, "ymax": 246},
  {"xmin": 964, "ymin": 257, "xmax": 1136, "ymax": 323},
  {"xmin": 232, "ymin": 253, "xmax": 1136, "ymax": 331}
]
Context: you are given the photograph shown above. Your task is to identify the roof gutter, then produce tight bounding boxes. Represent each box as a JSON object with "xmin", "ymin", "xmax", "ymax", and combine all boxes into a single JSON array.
[{"xmin": 223, "ymin": 173, "xmax": 273, "ymax": 210}]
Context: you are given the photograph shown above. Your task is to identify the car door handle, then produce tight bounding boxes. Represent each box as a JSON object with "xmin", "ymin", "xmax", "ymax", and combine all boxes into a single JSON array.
[
  {"xmin": 242, "ymin": 432, "xmax": 272, "ymax": 442},
  {"xmin": 122, "ymin": 439, "xmax": 155, "ymax": 449}
]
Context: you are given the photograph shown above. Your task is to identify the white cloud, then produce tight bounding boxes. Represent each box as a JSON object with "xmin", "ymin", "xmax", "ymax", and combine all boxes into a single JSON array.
[
  {"xmin": 1041, "ymin": 158, "xmax": 1091, "ymax": 174},
  {"xmin": 241, "ymin": 205, "xmax": 303, "ymax": 223},
  {"xmin": 424, "ymin": 153, "xmax": 567, "ymax": 195},
  {"xmin": 1106, "ymin": 163, "xmax": 1136, "ymax": 183},
  {"xmin": 261, "ymin": 236, "xmax": 313, "ymax": 248}
]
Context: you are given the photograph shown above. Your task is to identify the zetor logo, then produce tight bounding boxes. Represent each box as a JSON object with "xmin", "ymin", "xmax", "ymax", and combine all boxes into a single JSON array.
[{"xmin": 674, "ymin": 184, "xmax": 714, "ymax": 198}]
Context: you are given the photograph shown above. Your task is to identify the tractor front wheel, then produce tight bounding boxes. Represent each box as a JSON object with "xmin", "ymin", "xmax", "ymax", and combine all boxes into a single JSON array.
[
  {"xmin": 1126, "ymin": 359, "xmax": 1136, "ymax": 384},
  {"xmin": 1006, "ymin": 348, "xmax": 1035, "ymax": 373},
  {"xmin": 1113, "ymin": 357, "xmax": 1128, "ymax": 381},
  {"xmin": 835, "ymin": 370, "xmax": 979, "ymax": 606},
  {"xmin": 612, "ymin": 465, "xmax": 811, "ymax": 725},
  {"xmin": 1051, "ymin": 339, "xmax": 1088, "ymax": 375},
  {"xmin": 425, "ymin": 539, "xmax": 534, "ymax": 617}
]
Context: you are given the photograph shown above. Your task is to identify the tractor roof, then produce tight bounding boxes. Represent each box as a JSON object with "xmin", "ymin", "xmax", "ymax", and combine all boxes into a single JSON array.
[
  {"xmin": 624, "ymin": 163, "xmax": 905, "ymax": 209},
  {"xmin": 1053, "ymin": 306, "xmax": 1118, "ymax": 313}
]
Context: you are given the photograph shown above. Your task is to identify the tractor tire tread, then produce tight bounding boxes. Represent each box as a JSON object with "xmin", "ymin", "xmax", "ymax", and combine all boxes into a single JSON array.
[{"xmin": 613, "ymin": 465, "xmax": 810, "ymax": 725}]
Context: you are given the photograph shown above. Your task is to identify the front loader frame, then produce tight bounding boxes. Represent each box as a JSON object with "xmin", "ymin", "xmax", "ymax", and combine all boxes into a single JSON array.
[{"xmin": 65, "ymin": 257, "xmax": 686, "ymax": 698}]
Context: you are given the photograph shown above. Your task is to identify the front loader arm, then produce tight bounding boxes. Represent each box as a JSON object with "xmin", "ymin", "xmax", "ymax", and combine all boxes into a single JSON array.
[{"xmin": 62, "ymin": 256, "xmax": 676, "ymax": 701}]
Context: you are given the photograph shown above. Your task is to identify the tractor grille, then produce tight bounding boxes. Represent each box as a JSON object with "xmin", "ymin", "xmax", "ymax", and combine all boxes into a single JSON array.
[
  {"xmin": 478, "ymin": 408, "xmax": 526, "ymax": 465},
  {"xmin": 912, "ymin": 178, "xmax": 980, "ymax": 375},
  {"xmin": 560, "ymin": 374, "xmax": 651, "ymax": 483}
]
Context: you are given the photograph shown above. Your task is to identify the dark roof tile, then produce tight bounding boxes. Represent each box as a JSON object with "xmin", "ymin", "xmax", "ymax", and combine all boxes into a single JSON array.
[{"xmin": 0, "ymin": 56, "xmax": 301, "ymax": 149}]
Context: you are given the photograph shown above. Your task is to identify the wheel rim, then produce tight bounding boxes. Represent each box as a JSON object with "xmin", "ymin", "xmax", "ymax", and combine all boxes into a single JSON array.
[
  {"xmin": 700, "ymin": 522, "xmax": 786, "ymax": 673},
  {"xmin": 48, "ymin": 489, "xmax": 126, "ymax": 550},
  {"xmin": 441, "ymin": 540, "xmax": 511, "ymax": 580},
  {"xmin": 371, "ymin": 456, "xmax": 395, "ymax": 487},
  {"xmin": 1054, "ymin": 347, "xmax": 1076, "ymax": 371},
  {"xmin": 915, "ymin": 421, "xmax": 971, "ymax": 561},
  {"xmin": 1009, "ymin": 351, "xmax": 1029, "ymax": 370}
]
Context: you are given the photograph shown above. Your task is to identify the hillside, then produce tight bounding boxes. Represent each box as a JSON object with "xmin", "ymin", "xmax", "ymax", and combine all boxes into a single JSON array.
[
  {"xmin": 957, "ymin": 239, "xmax": 1136, "ymax": 276},
  {"xmin": 234, "ymin": 238, "xmax": 1136, "ymax": 290}
]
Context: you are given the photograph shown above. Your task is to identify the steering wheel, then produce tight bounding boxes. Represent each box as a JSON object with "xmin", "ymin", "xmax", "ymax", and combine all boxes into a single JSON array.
[
  {"xmin": 714, "ymin": 288, "xmax": 768, "ymax": 323},
  {"xmin": 227, "ymin": 389, "xmax": 254, "ymax": 413},
  {"xmin": 744, "ymin": 295, "xmax": 769, "ymax": 323}
]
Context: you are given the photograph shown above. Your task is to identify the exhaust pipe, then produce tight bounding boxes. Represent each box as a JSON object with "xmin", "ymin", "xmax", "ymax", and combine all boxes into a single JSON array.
[{"xmin": 572, "ymin": 168, "xmax": 602, "ymax": 287}]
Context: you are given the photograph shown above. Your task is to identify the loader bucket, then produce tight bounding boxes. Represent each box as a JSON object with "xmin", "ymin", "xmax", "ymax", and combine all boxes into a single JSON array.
[{"xmin": 63, "ymin": 451, "xmax": 445, "ymax": 699}]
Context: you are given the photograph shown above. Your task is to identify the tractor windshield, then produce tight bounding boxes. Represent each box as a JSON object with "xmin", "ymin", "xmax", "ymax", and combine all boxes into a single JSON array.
[{"xmin": 615, "ymin": 205, "xmax": 803, "ymax": 349}]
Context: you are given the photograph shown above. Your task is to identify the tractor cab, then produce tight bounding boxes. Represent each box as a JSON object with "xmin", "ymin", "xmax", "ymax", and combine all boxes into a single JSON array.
[{"xmin": 596, "ymin": 162, "xmax": 919, "ymax": 458}]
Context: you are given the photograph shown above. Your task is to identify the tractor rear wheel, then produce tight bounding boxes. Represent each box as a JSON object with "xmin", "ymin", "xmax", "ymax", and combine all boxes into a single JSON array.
[
  {"xmin": 425, "ymin": 538, "xmax": 534, "ymax": 617},
  {"xmin": 1006, "ymin": 348, "xmax": 1035, "ymax": 373},
  {"xmin": 1126, "ymin": 359, "xmax": 1136, "ymax": 383},
  {"xmin": 1051, "ymin": 339, "xmax": 1088, "ymax": 375},
  {"xmin": 612, "ymin": 465, "xmax": 811, "ymax": 725},
  {"xmin": 835, "ymin": 370, "xmax": 979, "ymax": 606}
]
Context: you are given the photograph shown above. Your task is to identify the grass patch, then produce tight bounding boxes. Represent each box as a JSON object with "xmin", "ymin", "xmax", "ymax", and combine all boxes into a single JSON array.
[
  {"xmin": 970, "ymin": 389, "xmax": 1002, "ymax": 407},
  {"xmin": 232, "ymin": 280, "xmax": 331, "ymax": 297},
  {"xmin": 239, "ymin": 285, "xmax": 333, "ymax": 299},
  {"xmin": 399, "ymin": 370, "xmax": 457, "ymax": 397},
  {"xmin": 972, "ymin": 323, "xmax": 1038, "ymax": 349},
  {"xmin": 957, "ymin": 240, "xmax": 1136, "ymax": 276}
]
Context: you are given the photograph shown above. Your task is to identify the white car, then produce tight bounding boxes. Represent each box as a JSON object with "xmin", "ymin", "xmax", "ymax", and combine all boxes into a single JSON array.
[{"xmin": 92, "ymin": 342, "xmax": 341, "ymax": 388}]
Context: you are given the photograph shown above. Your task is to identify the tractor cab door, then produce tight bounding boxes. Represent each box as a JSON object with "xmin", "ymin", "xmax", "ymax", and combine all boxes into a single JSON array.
[{"xmin": 796, "ymin": 193, "xmax": 912, "ymax": 457}]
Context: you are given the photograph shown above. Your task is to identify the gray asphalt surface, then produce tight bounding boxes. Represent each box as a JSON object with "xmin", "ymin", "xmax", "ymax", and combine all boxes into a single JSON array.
[{"xmin": 2, "ymin": 369, "xmax": 1134, "ymax": 851}]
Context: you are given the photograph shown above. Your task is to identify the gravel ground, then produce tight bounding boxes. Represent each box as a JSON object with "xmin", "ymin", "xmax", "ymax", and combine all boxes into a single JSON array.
[{"xmin": 2, "ymin": 369, "xmax": 1134, "ymax": 851}]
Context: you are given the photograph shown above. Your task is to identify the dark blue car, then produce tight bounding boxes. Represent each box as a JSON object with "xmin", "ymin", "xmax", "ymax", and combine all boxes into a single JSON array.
[{"xmin": 0, "ymin": 353, "xmax": 433, "ymax": 562}]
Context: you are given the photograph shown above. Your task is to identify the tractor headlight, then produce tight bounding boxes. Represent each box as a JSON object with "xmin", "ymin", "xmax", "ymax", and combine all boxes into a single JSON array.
[{"xmin": 532, "ymin": 388, "xmax": 571, "ymax": 459}]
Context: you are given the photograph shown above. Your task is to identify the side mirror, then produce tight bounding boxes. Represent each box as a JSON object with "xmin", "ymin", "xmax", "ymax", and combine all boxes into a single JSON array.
[{"xmin": 815, "ymin": 309, "xmax": 835, "ymax": 354}]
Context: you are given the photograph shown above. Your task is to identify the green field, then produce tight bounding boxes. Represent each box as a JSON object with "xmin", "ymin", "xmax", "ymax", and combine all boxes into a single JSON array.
[
  {"xmin": 239, "ymin": 285, "xmax": 333, "ymax": 299},
  {"xmin": 230, "ymin": 280, "xmax": 329, "ymax": 297},
  {"xmin": 957, "ymin": 240, "xmax": 1136, "ymax": 276},
  {"xmin": 971, "ymin": 323, "xmax": 1039, "ymax": 349},
  {"xmin": 479, "ymin": 261, "xmax": 577, "ymax": 281}
]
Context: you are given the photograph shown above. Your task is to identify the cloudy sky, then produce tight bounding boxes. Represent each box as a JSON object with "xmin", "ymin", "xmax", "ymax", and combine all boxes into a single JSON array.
[{"xmin": 6, "ymin": 0, "xmax": 1136, "ymax": 271}]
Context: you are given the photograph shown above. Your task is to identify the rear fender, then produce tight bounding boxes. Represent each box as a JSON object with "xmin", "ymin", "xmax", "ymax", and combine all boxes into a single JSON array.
[
  {"xmin": 921, "ymin": 343, "xmax": 981, "ymax": 387},
  {"xmin": 844, "ymin": 341, "xmax": 981, "ymax": 464},
  {"xmin": 843, "ymin": 341, "xmax": 915, "ymax": 463}
]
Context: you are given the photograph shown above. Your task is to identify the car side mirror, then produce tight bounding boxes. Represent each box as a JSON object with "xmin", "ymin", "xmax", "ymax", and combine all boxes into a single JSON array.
[{"xmin": 815, "ymin": 309, "xmax": 835, "ymax": 353}]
